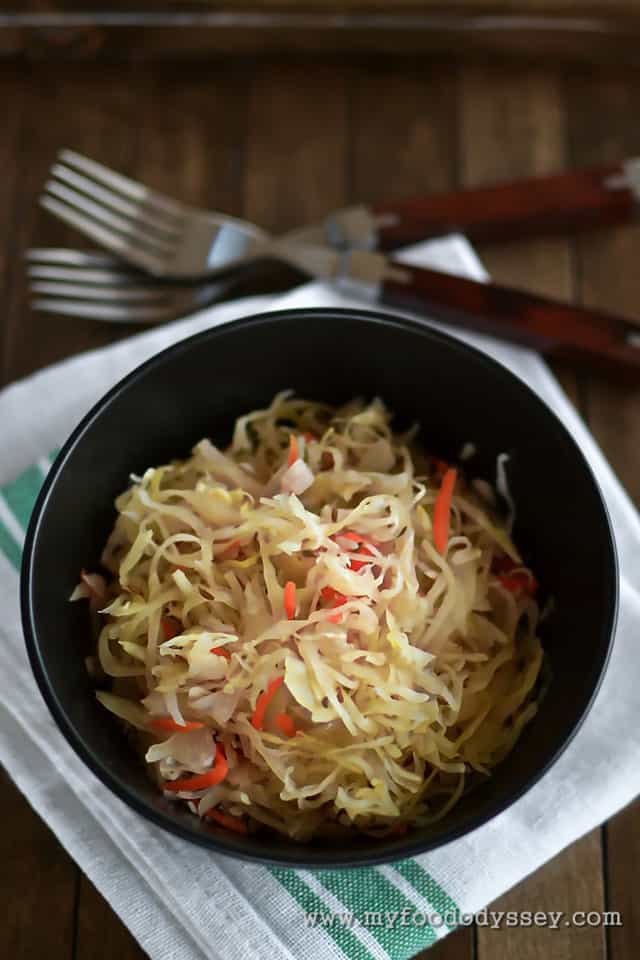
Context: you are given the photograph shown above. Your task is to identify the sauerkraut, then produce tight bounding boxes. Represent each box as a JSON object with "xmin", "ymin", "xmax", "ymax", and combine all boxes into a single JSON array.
[{"xmin": 74, "ymin": 392, "xmax": 544, "ymax": 840}]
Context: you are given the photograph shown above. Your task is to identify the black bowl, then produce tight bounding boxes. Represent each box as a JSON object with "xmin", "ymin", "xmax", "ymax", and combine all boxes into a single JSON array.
[{"xmin": 21, "ymin": 307, "xmax": 617, "ymax": 867}]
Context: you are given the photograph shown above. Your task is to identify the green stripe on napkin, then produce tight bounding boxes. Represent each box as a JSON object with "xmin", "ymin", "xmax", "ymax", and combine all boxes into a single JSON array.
[
  {"xmin": 269, "ymin": 867, "xmax": 376, "ymax": 960},
  {"xmin": 393, "ymin": 860, "xmax": 459, "ymax": 930},
  {"xmin": 3, "ymin": 464, "xmax": 47, "ymax": 531},
  {"xmin": 314, "ymin": 868, "xmax": 437, "ymax": 954},
  {"xmin": 0, "ymin": 519, "xmax": 21, "ymax": 571},
  {"xmin": 1, "ymin": 454, "xmax": 461, "ymax": 960}
]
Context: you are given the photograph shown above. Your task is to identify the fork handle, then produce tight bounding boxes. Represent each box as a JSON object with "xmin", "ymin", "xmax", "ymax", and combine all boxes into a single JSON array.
[
  {"xmin": 372, "ymin": 162, "xmax": 637, "ymax": 250},
  {"xmin": 379, "ymin": 261, "xmax": 640, "ymax": 376}
]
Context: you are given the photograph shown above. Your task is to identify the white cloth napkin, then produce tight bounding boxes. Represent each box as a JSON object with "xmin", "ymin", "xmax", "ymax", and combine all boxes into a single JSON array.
[{"xmin": 1, "ymin": 236, "xmax": 638, "ymax": 960}]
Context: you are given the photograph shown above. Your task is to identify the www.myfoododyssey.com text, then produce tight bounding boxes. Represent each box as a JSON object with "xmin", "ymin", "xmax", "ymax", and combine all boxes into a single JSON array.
[{"xmin": 304, "ymin": 908, "xmax": 622, "ymax": 930}]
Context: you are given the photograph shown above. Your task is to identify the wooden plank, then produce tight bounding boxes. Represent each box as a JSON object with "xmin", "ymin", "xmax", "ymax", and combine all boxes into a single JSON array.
[
  {"xmin": 75, "ymin": 875, "xmax": 147, "ymax": 960},
  {"xmin": 0, "ymin": 64, "xmax": 24, "ymax": 381},
  {"xmin": 459, "ymin": 64, "xmax": 606, "ymax": 960},
  {"xmin": 350, "ymin": 63, "xmax": 458, "ymax": 201},
  {"xmin": 566, "ymin": 70, "xmax": 640, "ymax": 503},
  {"xmin": 1, "ymin": 773, "xmax": 77, "ymax": 960},
  {"xmin": 479, "ymin": 832, "xmax": 606, "ymax": 960},
  {"xmin": 134, "ymin": 62, "xmax": 247, "ymax": 216},
  {"xmin": 605, "ymin": 798, "xmax": 640, "ymax": 960},
  {"xmin": 349, "ymin": 61, "xmax": 473, "ymax": 960},
  {"xmin": 4, "ymin": 6, "xmax": 640, "ymax": 66},
  {"xmin": 566, "ymin": 70, "xmax": 640, "ymax": 960},
  {"xmin": 244, "ymin": 61, "xmax": 348, "ymax": 232},
  {"xmin": 1, "ymin": 62, "xmax": 141, "ymax": 385},
  {"xmin": 460, "ymin": 63, "xmax": 580, "ymax": 405}
]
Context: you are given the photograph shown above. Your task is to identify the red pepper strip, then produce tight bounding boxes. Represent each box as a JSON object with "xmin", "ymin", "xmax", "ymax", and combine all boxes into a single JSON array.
[
  {"xmin": 275, "ymin": 712, "xmax": 297, "ymax": 737},
  {"xmin": 434, "ymin": 458, "xmax": 449, "ymax": 475},
  {"xmin": 161, "ymin": 616, "xmax": 182, "ymax": 641},
  {"xmin": 205, "ymin": 808, "xmax": 248, "ymax": 834},
  {"xmin": 251, "ymin": 676, "xmax": 285, "ymax": 730},
  {"xmin": 284, "ymin": 580, "xmax": 297, "ymax": 620},
  {"xmin": 210, "ymin": 646, "xmax": 231, "ymax": 660},
  {"xmin": 321, "ymin": 586, "xmax": 348, "ymax": 623},
  {"xmin": 433, "ymin": 467, "xmax": 457, "ymax": 554},
  {"xmin": 303, "ymin": 432, "xmax": 317, "ymax": 443},
  {"xmin": 350, "ymin": 545, "xmax": 374, "ymax": 573},
  {"xmin": 389, "ymin": 822, "xmax": 409, "ymax": 836},
  {"xmin": 163, "ymin": 743, "xmax": 228, "ymax": 792},
  {"xmin": 499, "ymin": 572, "xmax": 539, "ymax": 595},
  {"xmin": 287, "ymin": 434, "xmax": 299, "ymax": 466},
  {"xmin": 149, "ymin": 717, "xmax": 205, "ymax": 733},
  {"xmin": 337, "ymin": 531, "xmax": 377, "ymax": 548},
  {"xmin": 321, "ymin": 586, "xmax": 347, "ymax": 605},
  {"xmin": 494, "ymin": 556, "xmax": 538, "ymax": 595},
  {"xmin": 332, "ymin": 531, "xmax": 378, "ymax": 572}
]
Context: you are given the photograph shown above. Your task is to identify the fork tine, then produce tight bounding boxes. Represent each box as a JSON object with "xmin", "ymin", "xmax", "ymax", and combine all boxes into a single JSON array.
[
  {"xmin": 26, "ymin": 248, "xmax": 127, "ymax": 268},
  {"xmin": 51, "ymin": 163, "xmax": 182, "ymax": 236},
  {"xmin": 27, "ymin": 265, "xmax": 145, "ymax": 284},
  {"xmin": 29, "ymin": 280, "xmax": 170, "ymax": 302},
  {"xmin": 44, "ymin": 180, "xmax": 175, "ymax": 253},
  {"xmin": 59, "ymin": 149, "xmax": 182, "ymax": 217},
  {"xmin": 40, "ymin": 195, "xmax": 167, "ymax": 274},
  {"xmin": 31, "ymin": 297, "xmax": 178, "ymax": 323}
]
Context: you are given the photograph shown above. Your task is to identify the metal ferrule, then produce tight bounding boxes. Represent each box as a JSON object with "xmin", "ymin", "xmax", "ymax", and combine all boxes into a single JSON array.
[{"xmin": 604, "ymin": 157, "xmax": 640, "ymax": 202}]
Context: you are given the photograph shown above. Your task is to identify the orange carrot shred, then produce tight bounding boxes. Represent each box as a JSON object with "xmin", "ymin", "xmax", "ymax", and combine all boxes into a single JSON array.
[
  {"xmin": 284, "ymin": 580, "xmax": 297, "ymax": 620},
  {"xmin": 433, "ymin": 467, "xmax": 457, "ymax": 554},
  {"xmin": 205, "ymin": 808, "xmax": 248, "ymax": 834},
  {"xmin": 163, "ymin": 743, "xmax": 228, "ymax": 792},
  {"xmin": 275, "ymin": 713, "xmax": 297, "ymax": 737},
  {"xmin": 303, "ymin": 432, "xmax": 317, "ymax": 443},
  {"xmin": 149, "ymin": 717, "xmax": 204, "ymax": 733},
  {"xmin": 219, "ymin": 539, "xmax": 241, "ymax": 560},
  {"xmin": 161, "ymin": 616, "xmax": 181, "ymax": 641},
  {"xmin": 251, "ymin": 676, "xmax": 285, "ymax": 730},
  {"xmin": 210, "ymin": 646, "xmax": 231, "ymax": 660},
  {"xmin": 287, "ymin": 434, "xmax": 299, "ymax": 466}
]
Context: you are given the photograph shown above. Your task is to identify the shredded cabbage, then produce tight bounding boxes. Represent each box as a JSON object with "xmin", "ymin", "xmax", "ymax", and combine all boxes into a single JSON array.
[{"xmin": 75, "ymin": 392, "xmax": 544, "ymax": 840}]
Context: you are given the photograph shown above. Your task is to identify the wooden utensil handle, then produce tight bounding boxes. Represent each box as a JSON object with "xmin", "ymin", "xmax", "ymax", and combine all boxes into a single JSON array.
[
  {"xmin": 381, "ymin": 263, "xmax": 640, "ymax": 376},
  {"xmin": 373, "ymin": 163, "xmax": 635, "ymax": 249}
]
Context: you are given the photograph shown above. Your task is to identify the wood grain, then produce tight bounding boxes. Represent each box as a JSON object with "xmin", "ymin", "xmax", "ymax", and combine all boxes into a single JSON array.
[
  {"xmin": 459, "ymin": 64, "xmax": 581, "ymax": 405},
  {"xmin": 605, "ymin": 798, "xmax": 640, "ymax": 960},
  {"xmin": 245, "ymin": 61, "xmax": 348, "ymax": 232},
  {"xmin": 3, "ymin": 4, "xmax": 640, "ymax": 65},
  {"xmin": 479, "ymin": 833, "xmax": 606, "ymax": 960},
  {"xmin": 1, "ymin": 774, "xmax": 77, "ymax": 960},
  {"xmin": 566, "ymin": 69, "xmax": 640, "ymax": 956},
  {"xmin": 0, "ymin": 64, "xmax": 24, "ymax": 381},
  {"xmin": 2, "ymin": 62, "xmax": 140, "ymax": 384},
  {"xmin": 459, "ymin": 64, "xmax": 607, "ymax": 960},
  {"xmin": 567, "ymin": 70, "xmax": 640, "ymax": 501},
  {"xmin": 76, "ymin": 874, "xmax": 147, "ymax": 960}
]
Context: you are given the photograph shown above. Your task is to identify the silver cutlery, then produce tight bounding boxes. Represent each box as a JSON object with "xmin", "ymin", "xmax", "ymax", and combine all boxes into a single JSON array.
[
  {"xmin": 40, "ymin": 149, "xmax": 378, "ymax": 279},
  {"xmin": 26, "ymin": 249, "xmax": 265, "ymax": 323},
  {"xmin": 31, "ymin": 151, "xmax": 640, "ymax": 374}
]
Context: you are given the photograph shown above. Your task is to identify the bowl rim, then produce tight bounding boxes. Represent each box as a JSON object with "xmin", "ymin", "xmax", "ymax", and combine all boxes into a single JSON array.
[{"xmin": 21, "ymin": 305, "xmax": 619, "ymax": 868}]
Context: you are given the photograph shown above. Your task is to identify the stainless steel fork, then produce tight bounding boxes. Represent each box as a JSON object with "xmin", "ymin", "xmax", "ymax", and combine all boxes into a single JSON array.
[
  {"xmin": 41, "ymin": 150, "xmax": 376, "ymax": 280},
  {"xmin": 26, "ymin": 249, "xmax": 257, "ymax": 323}
]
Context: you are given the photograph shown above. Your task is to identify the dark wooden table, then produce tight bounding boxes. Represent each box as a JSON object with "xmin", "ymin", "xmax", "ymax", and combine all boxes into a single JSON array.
[{"xmin": 1, "ymin": 54, "xmax": 639, "ymax": 960}]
